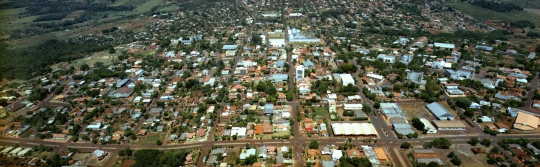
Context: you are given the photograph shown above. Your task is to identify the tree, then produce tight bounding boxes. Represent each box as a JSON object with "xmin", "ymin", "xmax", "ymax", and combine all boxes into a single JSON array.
[
  {"xmin": 362, "ymin": 106, "xmax": 372, "ymax": 114},
  {"xmin": 133, "ymin": 149, "xmax": 163, "ymax": 167},
  {"xmin": 447, "ymin": 151, "xmax": 456, "ymax": 158},
  {"xmin": 232, "ymin": 135, "xmax": 238, "ymax": 140},
  {"xmin": 411, "ymin": 117, "xmax": 424, "ymax": 131},
  {"xmin": 80, "ymin": 63, "xmax": 90, "ymax": 71},
  {"xmin": 468, "ymin": 138, "xmax": 479, "ymax": 146},
  {"xmin": 401, "ymin": 142, "xmax": 411, "ymax": 149},
  {"xmin": 481, "ymin": 139, "xmax": 491, "ymax": 147},
  {"xmin": 243, "ymin": 155, "xmax": 258, "ymax": 165},
  {"xmin": 450, "ymin": 156, "xmax": 462, "ymax": 166},
  {"xmin": 309, "ymin": 140, "xmax": 319, "ymax": 149},
  {"xmin": 156, "ymin": 139, "xmax": 162, "ymax": 145}
]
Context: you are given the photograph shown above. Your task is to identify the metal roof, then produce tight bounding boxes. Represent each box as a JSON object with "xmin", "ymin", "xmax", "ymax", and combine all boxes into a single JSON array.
[{"xmin": 426, "ymin": 102, "xmax": 454, "ymax": 120}]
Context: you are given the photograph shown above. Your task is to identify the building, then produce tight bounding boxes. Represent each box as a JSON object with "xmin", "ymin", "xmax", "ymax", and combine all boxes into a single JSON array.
[
  {"xmin": 222, "ymin": 45, "xmax": 238, "ymax": 50},
  {"xmin": 231, "ymin": 127, "xmax": 247, "ymax": 138},
  {"xmin": 340, "ymin": 74, "xmax": 355, "ymax": 86},
  {"xmin": 373, "ymin": 147, "xmax": 388, "ymax": 163},
  {"xmin": 432, "ymin": 120, "xmax": 466, "ymax": 130},
  {"xmin": 434, "ymin": 42, "xmax": 455, "ymax": 50},
  {"xmin": 108, "ymin": 87, "xmax": 134, "ymax": 98},
  {"xmin": 393, "ymin": 123, "xmax": 415, "ymax": 136},
  {"xmin": 116, "ymin": 78, "xmax": 130, "ymax": 88},
  {"xmin": 513, "ymin": 112, "xmax": 539, "ymax": 131},
  {"xmin": 411, "ymin": 149, "xmax": 444, "ymax": 165},
  {"xmin": 407, "ymin": 72, "xmax": 426, "ymax": 86},
  {"xmin": 332, "ymin": 150, "xmax": 343, "ymax": 161},
  {"xmin": 264, "ymin": 104, "xmax": 274, "ymax": 115},
  {"xmin": 272, "ymin": 74, "xmax": 288, "ymax": 83},
  {"xmin": 420, "ymin": 118, "xmax": 437, "ymax": 133},
  {"xmin": 377, "ymin": 54, "xmax": 396, "ymax": 63},
  {"xmin": 93, "ymin": 149, "xmax": 108, "ymax": 160},
  {"xmin": 343, "ymin": 103, "xmax": 363, "ymax": 110},
  {"xmin": 362, "ymin": 145, "xmax": 380, "ymax": 165},
  {"xmin": 445, "ymin": 69, "xmax": 474, "ymax": 80},
  {"xmin": 295, "ymin": 65, "xmax": 304, "ymax": 81},
  {"xmin": 288, "ymin": 28, "xmax": 320, "ymax": 43},
  {"xmin": 331, "ymin": 123, "xmax": 378, "ymax": 136},
  {"xmin": 328, "ymin": 100, "xmax": 337, "ymax": 113},
  {"xmin": 426, "ymin": 102, "xmax": 455, "ymax": 120}
]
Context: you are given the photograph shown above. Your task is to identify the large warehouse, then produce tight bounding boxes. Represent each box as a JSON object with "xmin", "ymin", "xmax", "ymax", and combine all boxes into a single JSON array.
[
  {"xmin": 331, "ymin": 123, "xmax": 378, "ymax": 136},
  {"xmin": 426, "ymin": 102, "xmax": 455, "ymax": 120}
]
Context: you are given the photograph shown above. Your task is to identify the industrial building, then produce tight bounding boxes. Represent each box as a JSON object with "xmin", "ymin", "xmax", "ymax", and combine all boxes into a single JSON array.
[
  {"xmin": 420, "ymin": 118, "xmax": 437, "ymax": 133},
  {"xmin": 331, "ymin": 123, "xmax": 378, "ymax": 136},
  {"xmin": 426, "ymin": 102, "xmax": 455, "ymax": 120},
  {"xmin": 431, "ymin": 120, "xmax": 466, "ymax": 130},
  {"xmin": 513, "ymin": 112, "xmax": 539, "ymax": 131}
]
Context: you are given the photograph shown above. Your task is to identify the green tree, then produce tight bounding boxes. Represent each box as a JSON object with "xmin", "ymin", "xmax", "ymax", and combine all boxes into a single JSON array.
[
  {"xmin": 156, "ymin": 139, "xmax": 162, "ymax": 145},
  {"xmin": 411, "ymin": 117, "xmax": 424, "ymax": 131},
  {"xmin": 309, "ymin": 140, "xmax": 319, "ymax": 149},
  {"xmin": 481, "ymin": 139, "xmax": 491, "ymax": 147},
  {"xmin": 401, "ymin": 142, "xmax": 411, "ymax": 149},
  {"xmin": 468, "ymin": 138, "xmax": 479, "ymax": 146},
  {"xmin": 362, "ymin": 106, "xmax": 372, "ymax": 114}
]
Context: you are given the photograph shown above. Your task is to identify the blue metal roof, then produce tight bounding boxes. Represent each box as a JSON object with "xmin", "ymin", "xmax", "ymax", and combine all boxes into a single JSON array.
[
  {"xmin": 272, "ymin": 74, "xmax": 288, "ymax": 82},
  {"xmin": 426, "ymin": 102, "xmax": 454, "ymax": 120},
  {"xmin": 222, "ymin": 45, "xmax": 238, "ymax": 50}
]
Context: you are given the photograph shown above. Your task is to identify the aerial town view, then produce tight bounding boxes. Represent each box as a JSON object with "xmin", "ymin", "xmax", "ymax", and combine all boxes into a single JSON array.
[{"xmin": 1, "ymin": 0, "xmax": 540, "ymax": 166}]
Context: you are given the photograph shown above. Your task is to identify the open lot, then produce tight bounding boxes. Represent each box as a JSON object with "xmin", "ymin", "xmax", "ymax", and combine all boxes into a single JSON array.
[
  {"xmin": 442, "ymin": 144, "xmax": 491, "ymax": 167},
  {"xmin": 141, "ymin": 133, "xmax": 166, "ymax": 145},
  {"xmin": 398, "ymin": 102, "xmax": 435, "ymax": 120}
]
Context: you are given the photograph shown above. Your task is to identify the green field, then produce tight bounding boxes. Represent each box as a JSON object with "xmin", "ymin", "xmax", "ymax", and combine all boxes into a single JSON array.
[
  {"xmin": 446, "ymin": 2, "xmax": 540, "ymax": 26},
  {"xmin": 135, "ymin": 0, "xmax": 164, "ymax": 13},
  {"xmin": 500, "ymin": 0, "xmax": 540, "ymax": 9},
  {"xmin": 141, "ymin": 133, "xmax": 165, "ymax": 145}
]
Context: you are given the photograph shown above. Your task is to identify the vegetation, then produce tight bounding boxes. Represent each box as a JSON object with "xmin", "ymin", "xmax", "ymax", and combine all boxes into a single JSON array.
[
  {"xmin": 468, "ymin": 137, "xmax": 480, "ymax": 146},
  {"xmin": 401, "ymin": 142, "xmax": 411, "ymax": 149},
  {"xmin": 309, "ymin": 140, "xmax": 319, "ymax": 149},
  {"xmin": 411, "ymin": 117, "xmax": 424, "ymax": 131},
  {"xmin": 471, "ymin": 1, "xmax": 522, "ymax": 12},
  {"xmin": 338, "ymin": 157, "xmax": 372, "ymax": 167},
  {"xmin": 424, "ymin": 137, "xmax": 452, "ymax": 149},
  {"xmin": 133, "ymin": 149, "xmax": 190, "ymax": 167}
]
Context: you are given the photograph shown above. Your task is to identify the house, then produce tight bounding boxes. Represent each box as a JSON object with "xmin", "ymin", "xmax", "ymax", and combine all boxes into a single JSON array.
[
  {"xmin": 374, "ymin": 147, "xmax": 388, "ymax": 163},
  {"xmin": 265, "ymin": 104, "xmax": 274, "ymax": 115},
  {"xmin": 272, "ymin": 74, "xmax": 288, "ymax": 83},
  {"xmin": 53, "ymin": 133, "xmax": 68, "ymax": 140},
  {"xmin": 513, "ymin": 112, "xmax": 539, "ymax": 131},
  {"xmin": 240, "ymin": 148, "xmax": 256, "ymax": 160},
  {"xmin": 377, "ymin": 54, "xmax": 396, "ymax": 63},
  {"xmin": 93, "ymin": 149, "xmax": 108, "ymax": 160},
  {"xmin": 420, "ymin": 118, "xmax": 437, "ymax": 133},
  {"xmin": 445, "ymin": 69, "xmax": 474, "ymax": 80},
  {"xmin": 407, "ymin": 71, "xmax": 426, "ymax": 86},
  {"xmin": 340, "ymin": 74, "xmax": 355, "ymax": 86},
  {"xmin": 332, "ymin": 149, "xmax": 343, "ymax": 161},
  {"xmin": 258, "ymin": 146, "xmax": 267, "ymax": 159},
  {"xmin": 231, "ymin": 127, "xmax": 247, "ymax": 138},
  {"xmin": 426, "ymin": 102, "xmax": 455, "ymax": 120}
]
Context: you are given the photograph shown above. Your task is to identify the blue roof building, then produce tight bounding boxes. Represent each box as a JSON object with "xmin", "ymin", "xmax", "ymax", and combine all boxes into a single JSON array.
[
  {"xmin": 272, "ymin": 74, "xmax": 288, "ymax": 82},
  {"xmin": 264, "ymin": 104, "xmax": 274, "ymax": 115},
  {"xmin": 116, "ymin": 78, "xmax": 130, "ymax": 88},
  {"xmin": 222, "ymin": 45, "xmax": 238, "ymax": 50},
  {"xmin": 426, "ymin": 102, "xmax": 455, "ymax": 120},
  {"xmin": 407, "ymin": 72, "xmax": 426, "ymax": 86},
  {"xmin": 303, "ymin": 60, "xmax": 315, "ymax": 68},
  {"xmin": 400, "ymin": 54, "xmax": 414, "ymax": 65},
  {"xmin": 475, "ymin": 45, "xmax": 493, "ymax": 52}
]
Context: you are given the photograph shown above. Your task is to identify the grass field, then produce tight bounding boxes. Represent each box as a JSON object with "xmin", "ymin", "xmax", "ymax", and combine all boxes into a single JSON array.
[
  {"xmin": 135, "ymin": 0, "xmax": 164, "ymax": 13},
  {"xmin": 500, "ymin": 0, "xmax": 540, "ymax": 9},
  {"xmin": 141, "ymin": 133, "xmax": 165, "ymax": 145},
  {"xmin": 446, "ymin": 2, "xmax": 540, "ymax": 26}
]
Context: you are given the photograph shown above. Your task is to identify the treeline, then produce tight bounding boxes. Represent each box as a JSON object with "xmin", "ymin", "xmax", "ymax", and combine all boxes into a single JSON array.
[
  {"xmin": 471, "ymin": 1, "xmax": 522, "ymax": 12},
  {"xmin": 319, "ymin": 9, "xmax": 349, "ymax": 20},
  {"xmin": 0, "ymin": 39, "xmax": 114, "ymax": 80},
  {"xmin": 26, "ymin": 2, "xmax": 133, "ymax": 16},
  {"xmin": 33, "ymin": 12, "xmax": 70, "ymax": 22},
  {"xmin": 512, "ymin": 20, "xmax": 536, "ymax": 29}
]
